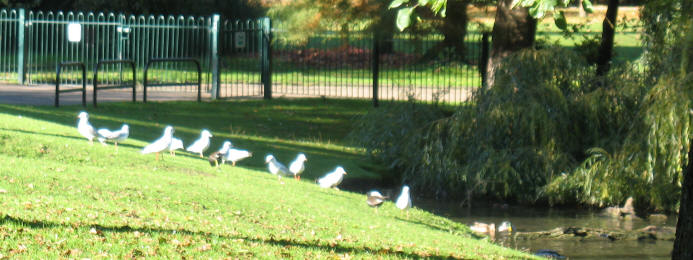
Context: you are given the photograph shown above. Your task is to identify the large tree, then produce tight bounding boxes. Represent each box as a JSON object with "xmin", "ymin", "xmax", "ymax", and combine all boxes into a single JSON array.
[{"xmin": 392, "ymin": 0, "xmax": 594, "ymax": 86}]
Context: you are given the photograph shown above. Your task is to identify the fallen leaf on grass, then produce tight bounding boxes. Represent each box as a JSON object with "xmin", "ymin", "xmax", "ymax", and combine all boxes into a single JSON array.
[
  {"xmin": 62, "ymin": 249, "xmax": 82, "ymax": 257},
  {"xmin": 198, "ymin": 243, "xmax": 212, "ymax": 252},
  {"xmin": 89, "ymin": 228, "xmax": 103, "ymax": 236},
  {"xmin": 10, "ymin": 245, "xmax": 27, "ymax": 254}
]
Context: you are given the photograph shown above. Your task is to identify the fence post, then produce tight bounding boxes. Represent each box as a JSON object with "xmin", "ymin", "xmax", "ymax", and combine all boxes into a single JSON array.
[
  {"xmin": 480, "ymin": 32, "xmax": 490, "ymax": 89},
  {"xmin": 17, "ymin": 9, "xmax": 25, "ymax": 85},
  {"xmin": 260, "ymin": 17, "xmax": 272, "ymax": 100},
  {"xmin": 210, "ymin": 14, "xmax": 220, "ymax": 100},
  {"xmin": 371, "ymin": 31, "xmax": 380, "ymax": 108}
]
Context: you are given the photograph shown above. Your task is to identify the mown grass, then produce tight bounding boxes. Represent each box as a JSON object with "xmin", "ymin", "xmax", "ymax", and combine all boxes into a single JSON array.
[{"xmin": 0, "ymin": 100, "xmax": 535, "ymax": 258}]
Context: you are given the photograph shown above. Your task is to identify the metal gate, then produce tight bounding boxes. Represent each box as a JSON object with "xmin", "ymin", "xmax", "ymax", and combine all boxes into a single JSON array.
[
  {"xmin": 18, "ymin": 9, "xmax": 214, "ymax": 93},
  {"xmin": 217, "ymin": 17, "xmax": 268, "ymax": 98}
]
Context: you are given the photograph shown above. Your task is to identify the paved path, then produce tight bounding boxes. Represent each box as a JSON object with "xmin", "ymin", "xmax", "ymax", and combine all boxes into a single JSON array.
[
  {"xmin": 0, "ymin": 84, "xmax": 211, "ymax": 106},
  {"xmin": 0, "ymin": 83, "xmax": 473, "ymax": 106}
]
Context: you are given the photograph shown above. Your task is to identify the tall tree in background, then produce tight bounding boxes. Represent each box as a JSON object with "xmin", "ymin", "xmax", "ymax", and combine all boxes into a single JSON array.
[
  {"xmin": 265, "ymin": 0, "xmax": 386, "ymax": 46},
  {"xmin": 392, "ymin": 0, "xmax": 592, "ymax": 86},
  {"xmin": 485, "ymin": 0, "xmax": 536, "ymax": 87}
]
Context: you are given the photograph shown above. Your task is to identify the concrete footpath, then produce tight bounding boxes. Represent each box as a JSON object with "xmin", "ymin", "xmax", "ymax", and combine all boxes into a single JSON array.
[{"xmin": 0, "ymin": 84, "xmax": 211, "ymax": 106}]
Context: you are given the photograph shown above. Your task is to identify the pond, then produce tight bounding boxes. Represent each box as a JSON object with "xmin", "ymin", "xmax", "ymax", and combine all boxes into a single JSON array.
[{"xmin": 415, "ymin": 201, "xmax": 676, "ymax": 259}]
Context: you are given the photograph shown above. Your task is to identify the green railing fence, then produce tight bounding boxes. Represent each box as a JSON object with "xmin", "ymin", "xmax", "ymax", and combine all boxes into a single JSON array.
[
  {"xmin": 0, "ymin": 9, "xmax": 19, "ymax": 82},
  {"xmin": 0, "ymin": 7, "xmax": 487, "ymax": 104}
]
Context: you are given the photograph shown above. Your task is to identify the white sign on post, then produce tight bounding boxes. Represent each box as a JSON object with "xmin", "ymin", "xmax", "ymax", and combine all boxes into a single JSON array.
[
  {"xmin": 234, "ymin": 32, "xmax": 246, "ymax": 49},
  {"xmin": 67, "ymin": 23, "xmax": 81, "ymax": 43}
]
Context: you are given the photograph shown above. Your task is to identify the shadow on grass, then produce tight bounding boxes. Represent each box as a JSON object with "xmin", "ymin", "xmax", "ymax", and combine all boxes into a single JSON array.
[
  {"xmin": 394, "ymin": 216, "xmax": 480, "ymax": 239},
  {"xmin": 0, "ymin": 214, "xmax": 452, "ymax": 259}
]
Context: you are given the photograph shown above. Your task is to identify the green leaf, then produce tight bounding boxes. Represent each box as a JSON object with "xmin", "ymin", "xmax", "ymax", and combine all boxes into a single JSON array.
[
  {"xmin": 528, "ymin": 0, "xmax": 557, "ymax": 18},
  {"xmin": 389, "ymin": 0, "xmax": 409, "ymax": 9},
  {"xmin": 418, "ymin": 0, "xmax": 430, "ymax": 6},
  {"xmin": 431, "ymin": 0, "xmax": 446, "ymax": 16},
  {"xmin": 582, "ymin": 0, "xmax": 594, "ymax": 13},
  {"xmin": 396, "ymin": 7, "xmax": 415, "ymax": 31},
  {"xmin": 553, "ymin": 11, "xmax": 567, "ymax": 30}
]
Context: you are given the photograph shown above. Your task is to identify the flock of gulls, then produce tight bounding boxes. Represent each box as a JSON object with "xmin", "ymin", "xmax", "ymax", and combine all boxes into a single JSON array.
[{"xmin": 76, "ymin": 111, "xmax": 413, "ymax": 213}]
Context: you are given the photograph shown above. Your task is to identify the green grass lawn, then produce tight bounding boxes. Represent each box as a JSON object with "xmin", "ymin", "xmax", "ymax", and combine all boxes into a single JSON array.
[{"xmin": 0, "ymin": 100, "xmax": 535, "ymax": 258}]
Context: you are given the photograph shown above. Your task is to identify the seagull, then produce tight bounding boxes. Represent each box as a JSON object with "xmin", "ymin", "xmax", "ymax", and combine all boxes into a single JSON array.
[
  {"xmin": 141, "ymin": 126, "xmax": 174, "ymax": 161},
  {"xmin": 97, "ymin": 124, "xmax": 129, "ymax": 149},
  {"xmin": 217, "ymin": 141, "xmax": 233, "ymax": 163},
  {"xmin": 317, "ymin": 166, "xmax": 347, "ymax": 189},
  {"xmin": 77, "ymin": 111, "xmax": 97, "ymax": 144},
  {"xmin": 396, "ymin": 185, "xmax": 412, "ymax": 217},
  {"xmin": 265, "ymin": 155, "xmax": 291, "ymax": 181},
  {"xmin": 186, "ymin": 129, "xmax": 213, "ymax": 157},
  {"xmin": 169, "ymin": 137, "xmax": 184, "ymax": 156},
  {"xmin": 225, "ymin": 148, "xmax": 252, "ymax": 166},
  {"xmin": 289, "ymin": 153, "xmax": 307, "ymax": 180}
]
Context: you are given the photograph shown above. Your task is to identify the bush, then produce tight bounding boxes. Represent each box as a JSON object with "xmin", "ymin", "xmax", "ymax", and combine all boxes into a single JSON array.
[{"xmin": 352, "ymin": 46, "xmax": 692, "ymax": 212}]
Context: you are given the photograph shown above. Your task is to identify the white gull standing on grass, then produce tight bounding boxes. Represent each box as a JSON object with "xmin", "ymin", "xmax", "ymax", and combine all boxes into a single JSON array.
[
  {"xmin": 396, "ymin": 185, "xmax": 412, "ymax": 218},
  {"xmin": 169, "ymin": 137, "xmax": 184, "ymax": 156},
  {"xmin": 317, "ymin": 166, "xmax": 347, "ymax": 189},
  {"xmin": 77, "ymin": 111, "xmax": 97, "ymax": 145},
  {"xmin": 97, "ymin": 124, "xmax": 129, "ymax": 149},
  {"xmin": 141, "ymin": 126, "xmax": 174, "ymax": 161},
  {"xmin": 289, "ymin": 153, "xmax": 307, "ymax": 180},
  {"xmin": 265, "ymin": 154, "xmax": 292, "ymax": 181},
  {"xmin": 186, "ymin": 129, "xmax": 213, "ymax": 157},
  {"xmin": 225, "ymin": 148, "xmax": 252, "ymax": 166},
  {"xmin": 217, "ymin": 141, "xmax": 233, "ymax": 163}
]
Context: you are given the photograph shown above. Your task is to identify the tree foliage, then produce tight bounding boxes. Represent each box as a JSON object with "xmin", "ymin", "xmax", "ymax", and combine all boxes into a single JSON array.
[{"xmin": 266, "ymin": 0, "xmax": 386, "ymax": 44}]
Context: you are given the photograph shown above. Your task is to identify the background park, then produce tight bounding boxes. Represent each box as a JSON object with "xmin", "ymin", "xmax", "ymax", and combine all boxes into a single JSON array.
[{"xmin": 1, "ymin": 0, "xmax": 693, "ymax": 259}]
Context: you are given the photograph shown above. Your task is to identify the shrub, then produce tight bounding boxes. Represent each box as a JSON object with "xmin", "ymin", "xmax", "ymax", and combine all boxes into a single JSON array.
[{"xmin": 352, "ymin": 46, "xmax": 692, "ymax": 213}]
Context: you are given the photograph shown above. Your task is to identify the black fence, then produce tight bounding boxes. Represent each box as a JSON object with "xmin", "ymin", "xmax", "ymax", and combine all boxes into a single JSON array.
[{"xmin": 218, "ymin": 20, "xmax": 489, "ymax": 105}]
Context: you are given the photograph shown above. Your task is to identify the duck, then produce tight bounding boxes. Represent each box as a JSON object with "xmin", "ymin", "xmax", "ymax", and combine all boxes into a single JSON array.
[
  {"xmin": 208, "ymin": 151, "xmax": 223, "ymax": 167},
  {"xmin": 470, "ymin": 221, "xmax": 513, "ymax": 237},
  {"xmin": 289, "ymin": 153, "xmax": 307, "ymax": 180},
  {"xmin": 367, "ymin": 190, "xmax": 388, "ymax": 208}
]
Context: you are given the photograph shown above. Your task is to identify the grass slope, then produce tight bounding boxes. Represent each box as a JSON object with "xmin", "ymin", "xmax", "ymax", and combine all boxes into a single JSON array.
[{"xmin": 0, "ymin": 100, "xmax": 534, "ymax": 259}]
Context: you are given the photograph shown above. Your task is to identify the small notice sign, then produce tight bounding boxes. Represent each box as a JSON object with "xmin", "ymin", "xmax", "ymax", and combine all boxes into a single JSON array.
[
  {"xmin": 67, "ymin": 23, "xmax": 81, "ymax": 42},
  {"xmin": 234, "ymin": 32, "xmax": 246, "ymax": 48}
]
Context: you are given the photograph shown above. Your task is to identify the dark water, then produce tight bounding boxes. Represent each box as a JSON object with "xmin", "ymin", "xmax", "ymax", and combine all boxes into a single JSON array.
[{"xmin": 416, "ymin": 201, "xmax": 676, "ymax": 259}]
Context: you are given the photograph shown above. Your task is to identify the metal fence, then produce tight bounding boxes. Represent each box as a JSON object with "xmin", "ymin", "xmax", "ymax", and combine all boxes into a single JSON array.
[
  {"xmin": 0, "ymin": 7, "xmax": 487, "ymax": 104},
  {"xmin": 271, "ymin": 27, "xmax": 485, "ymax": 104}
]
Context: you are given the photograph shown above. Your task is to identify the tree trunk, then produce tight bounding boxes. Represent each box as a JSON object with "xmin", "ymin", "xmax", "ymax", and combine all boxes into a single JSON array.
[
  {"xmin": 422, "ymin": 0, "xmax": 469, "ymax": 61},
  {"xmin": 673, "ymin": 139, "xmax": 693, "ymax": 259},
  {"xmin": 578, "ymin": 0, "xmax": 586, "ymax": 17},
  {"xmin": 485, "ymin": 0, "xmax": 537, "ymax": 87},
  {"xmin": 596, "ymin": 0, "xmax": 619, "ymax": 76},
  {"xmin": 672, "ymin": 17, "xmax": 693, "ymax": 260}
]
